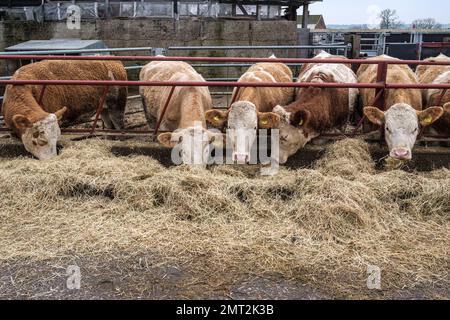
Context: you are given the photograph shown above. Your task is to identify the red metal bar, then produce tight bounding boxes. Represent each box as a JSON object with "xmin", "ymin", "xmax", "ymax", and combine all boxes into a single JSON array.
[
  {"xmin": 417, "ymin": 126, "xmax": 427, "ymax": 141},
  {"xmin": 437, "ymin": 88, "xmax": 448, "ymax": 106},
  {"xmin": 1, "ymin": 79, "xmax": 448, "ymax": 90},
  {"xmin": 370, "ymin": 89, "xmax": 385, "ymax": 107},
  {"xmin": 90, "ymin": 86, "xmax": 109, "ymax": 135},
  {"xmin": 230, "ymin": 86, "xmax": 241, "ymax": 105},
  {"xmin": 153, "ymin": 86, "xmax": 176, "ymax": 141},
  {"xmin": 1, "ymin": 126, "xmax": 449, "ymax": 141},
  {"xmin": 351, "ymin": 115, "xmax": 366, "ymax": 137},
  {"xmin": 374, "ymin": 62, "xmax": 388, "ymax": 110},
  {"xmin": 38, "ymin": 85, "xmax": 46, "ymax": 105},
  {"xmin": 1, "ymin": 55, "xmax": 449, "ymax": 142},
  {"xmin": 0, "ymin": 79, "xmax": 384, "ymax": 88},
  {"xmin": 420, "ymin": 42, "xmax": 450, "ymax": 48},
  {"xmin": 1, "ymin": 55, "xmax": 450, "ymax": 66},
  {"xmin": 386, "ymin": 83, "xmax": 450, "ymax": 89},
  {"xmin": 354, "ymin": 89, "xmax": 385, "ymax": 137}
]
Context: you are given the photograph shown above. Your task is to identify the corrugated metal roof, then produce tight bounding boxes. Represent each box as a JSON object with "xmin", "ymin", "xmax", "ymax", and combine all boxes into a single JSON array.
[{"xmin": 5, "ymin": 39, "xmax": 106, "ymax": 51}]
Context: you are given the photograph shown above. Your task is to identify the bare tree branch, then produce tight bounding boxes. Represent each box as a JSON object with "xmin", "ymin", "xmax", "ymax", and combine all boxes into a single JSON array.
[
  {"xmin": 412, "ymin": 18, "xmax": 442, "ymax": 29},
  {"xmin": 379, "ymin": 9, "xmax": 402, "ymax": 29}
]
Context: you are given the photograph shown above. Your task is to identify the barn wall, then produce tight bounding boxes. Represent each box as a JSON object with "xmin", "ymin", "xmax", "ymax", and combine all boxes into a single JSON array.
[{"xmin": 0, "ymin": 18, "xmax": 299, "ymax": 78}]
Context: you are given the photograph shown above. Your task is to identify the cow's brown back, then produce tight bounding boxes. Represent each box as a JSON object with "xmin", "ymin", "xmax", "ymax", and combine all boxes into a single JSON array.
[
  {"xmin": 139, "ymin": 61, "xmax": 212, "ymax": 131},
  {"xmin": 416, "ymin": 55, "xmax": 450, "ymax": 136},
  {"xmin": 357, "ymin": 55, "xmax": 422, "ymax": 111},
  {"xmin": 2, "ymin": 60, "xmax": 127, "ymax": 130},
  {"xmin": 232, "ymin": 62, "xmax": 295, "ymax": 112}
]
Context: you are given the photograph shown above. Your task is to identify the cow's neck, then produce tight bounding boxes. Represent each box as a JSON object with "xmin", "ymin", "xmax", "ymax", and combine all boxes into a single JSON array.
[
  {"xmin": 286, "ymin": 94, "xmax": 333, "ymax": 135},
  {"xmin": 178, "ymin": 89, "xmax": 207, "ymax": 129},
  {"xmin": 234, "ymin": 88, "xmax": 261, "ymax": 111},
  {"xmin": 388, "ymin": 90, "xmax": 420, "ymax": 110},
  {"xmin": 4, "ymin": 86, "xmax": 49, "ymax": 134}
]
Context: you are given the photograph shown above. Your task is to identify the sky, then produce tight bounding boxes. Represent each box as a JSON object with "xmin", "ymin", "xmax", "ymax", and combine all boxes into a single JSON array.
[{"xmin": 308, "ymin": 0, "xmax": 450, "ymax": 25}]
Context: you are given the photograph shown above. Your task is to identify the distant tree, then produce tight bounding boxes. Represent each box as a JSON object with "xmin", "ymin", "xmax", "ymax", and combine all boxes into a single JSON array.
[
  {"xmin": 412, "ymin": 18, "xmax": 442, "ymax": 29},
  {"xmin": 379, "ymin": 9, "xmax": 402, "ymax": 29}
]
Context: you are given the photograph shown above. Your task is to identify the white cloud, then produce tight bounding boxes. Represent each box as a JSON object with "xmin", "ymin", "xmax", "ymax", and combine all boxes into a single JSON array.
[{"xmin": 366, "ymin": 4, "xmax": 381, "ymax": 29}]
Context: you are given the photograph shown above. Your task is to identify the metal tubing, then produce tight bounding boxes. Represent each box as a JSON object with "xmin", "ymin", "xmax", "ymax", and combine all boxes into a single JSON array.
[
  {"xmin": 153, "ymin": 86, "xmax": 176, "ymax": 140},
  {"xmin": 352, "ymin": 115, "xmax": 366, "ymax": 137},
  {"xmin": 0, "ymin": 126, "xmax": 448, "ymax": 142},
  {"xmin": 437, "ymin": 89, "xmax": 448, "ymax": 106},
  {"xmin": 420, "ymin": 42, "xmax": 450, "ymax": 48},
  {"xmin": 38, "ymin": 85, "xmax": 46, "ymax": 105},
  {"xmin": 230, "ymin": 87, "xmax": 241, "ymax": 106},
  {"xmin": 168, "ymin": 45, "xmax": 348, "ymax": 50},
  {"xmin": 1, "ymin": 55, "xmax": 449, "ymax": 142},
  {"xmin": 0, "ymin": 47, "xmax": 154, "ymax": 56},
  {"xmin": 2, "ymin": 79, "xmax": 450, "ymax": 90},
  {"xmin": 1, "ymin": 55, "xmax": 450, "ymax": 66},
  {"xmin": 374, "ymin": 62, "xmax": 388, "ymax": 110},
  {"xmin": 385, "ymin": 83, "xmax": 450, "ymax": 89},
  {"xmin": 103, "ymin": 62, "xmax": 305, "ymax": 71},
  {"xmin": 0, "ymin": 79, "xmax": 385, "ymax": 89},
  {"xmin": 90, "ymin": 86, "xmax": 109, "ymax": 135}
]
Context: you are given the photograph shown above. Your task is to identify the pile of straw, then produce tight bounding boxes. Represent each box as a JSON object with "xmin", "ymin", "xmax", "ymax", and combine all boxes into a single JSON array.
[{"xmin": 0, "ymin": 138, "xmax": 448, "ymax": 297}]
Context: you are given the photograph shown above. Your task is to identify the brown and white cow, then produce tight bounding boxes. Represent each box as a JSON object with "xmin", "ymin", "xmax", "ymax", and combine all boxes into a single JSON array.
[
  {"xmin": 205, "ymin": 56, "xmax": 295, "ymax": 164},
  {"xmin": 140, "ymin": 60, "xmax": 222, "ymax": 166},
  {"xmin": 1, "ymin": 60, "xmax": 127, "ymax": 160},
  {"xmin": 273, "ymin": 51, "xmax": 358, "ymax": 164},
  {"xmin": 416, "ymin": 53, "xmax": 450, "ymax": 137},
  {"xmin": 358, "ymin": 54, "xmax": 443, "ymax": 160}
]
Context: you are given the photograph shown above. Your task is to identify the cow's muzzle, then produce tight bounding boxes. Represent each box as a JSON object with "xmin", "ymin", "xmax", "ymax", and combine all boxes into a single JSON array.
[
  {"xmin": 391, "ymin": 148, "xmax": 411, "ymax": 160},
  {"xmin": 233, "ymin": 153, "xmax": 250, "ymax": 164}
]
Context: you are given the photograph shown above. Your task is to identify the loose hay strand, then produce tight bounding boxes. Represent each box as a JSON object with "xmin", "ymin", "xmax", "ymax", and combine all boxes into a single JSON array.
[{"xmin": 0, "ymin": 138, "xmax": 448, "ymax": 297}]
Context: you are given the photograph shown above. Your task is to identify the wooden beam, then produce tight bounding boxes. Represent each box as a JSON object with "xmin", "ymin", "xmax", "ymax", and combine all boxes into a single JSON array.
[
  {"xmin": 237, "ymin": 2, "xmax": 249, "ymax": 16},
  {"xmin": 302, "ymin": 4, "xmax": 309, "ymax": 28}
]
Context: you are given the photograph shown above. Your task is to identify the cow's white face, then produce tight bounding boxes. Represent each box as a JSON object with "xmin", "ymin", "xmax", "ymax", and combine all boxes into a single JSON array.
[
  {"xmin": 227, "ymin": 102, "xmax": 258, "ymax": 164},
  {"xmin": 158, "ymin": 125, "xmax": 223, "ymax": 167},
  {"xmin": 205, "ymin": 102, "xmax": 280, "ymax": 164},
  {"xmin": 273, "ymin": 105, "xmax": 307, "ymax": 164},
  {"xmin": 21, "ymin": 114, "xmax": 61, "ymax": 160},
  {"xmin": 364, "ymin": 104, "xmax": 444, "ymax": 160}
]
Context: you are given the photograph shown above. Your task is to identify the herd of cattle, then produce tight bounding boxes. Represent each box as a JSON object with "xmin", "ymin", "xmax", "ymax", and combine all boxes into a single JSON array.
[{"xmin": 1, "ymin": 51, "xmax": 449, "ymax": 165}]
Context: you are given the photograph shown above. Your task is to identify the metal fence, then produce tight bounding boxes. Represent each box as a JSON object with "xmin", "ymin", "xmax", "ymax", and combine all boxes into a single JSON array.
[
  {"xmin": 0, "ymin": 54, "xmax": 449, "ymax": 142},
  {"xmin": 0, "ymin": 44, "xmax": 350, "ymax": 103}
]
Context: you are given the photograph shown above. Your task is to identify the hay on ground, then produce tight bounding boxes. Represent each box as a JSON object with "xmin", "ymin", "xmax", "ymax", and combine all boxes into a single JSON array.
[{"xmin": 0, "ymin": 138, "xmax": 448, "ymax": 297}]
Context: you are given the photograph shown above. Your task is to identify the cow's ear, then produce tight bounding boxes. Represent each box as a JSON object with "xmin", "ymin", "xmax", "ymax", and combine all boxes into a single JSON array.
[
  {"xmin": 443, "ymin": 102, "xmax": 450, "ymax": 114},
  {"xmin": 363, "ymin": 106, "xmax": 385, "ymax": 126},
  {"xmin": 258, "ymin": 112, "xmax": 281, "ymax": 129},
  {"xmin": 417, "ymin": 106, "xmax": 444, "ymax": 126},
  {"xmin": 12, "ymin": 114, "xmax": 32, "ymax": 130},
  {"xmin": 205, "ymin": 109, "xmax": 228, "ymax": 128},
  {"xmin": 54, "ymin": 106, "xmax": 68, "ymax": 121},
  {"xmin": 157, "ymin": 132, "xmax": 177, "ymax": 148},
  {"xmin": 290, "ymin": 109, "xmax": 311, "ymax": 128},
  {"xmin": 208, "ymin": 131, "xmax": 226, "ymax": 149}
]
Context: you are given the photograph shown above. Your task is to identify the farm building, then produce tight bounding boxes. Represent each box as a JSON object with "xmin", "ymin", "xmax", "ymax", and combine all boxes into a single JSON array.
[
  {"xmin": 0, "ymin": 0, "xmax": 449, "ymax": 302},
  {"xmin": 0, "ymin": 0, "xmax": 320, "ymax": 22},
  {"xmin": 297, "ymin": 14, "xmax": 326, "ymax": 29}
]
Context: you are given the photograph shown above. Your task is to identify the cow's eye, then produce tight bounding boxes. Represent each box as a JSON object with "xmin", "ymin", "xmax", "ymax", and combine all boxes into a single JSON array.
[
  {"xmin": 413, "ymin": 128, "xmax": 418, "ymax": 133},
  {"xmin": 386, "ymin": 126, "xmax": 392, "ymax": 133}
]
